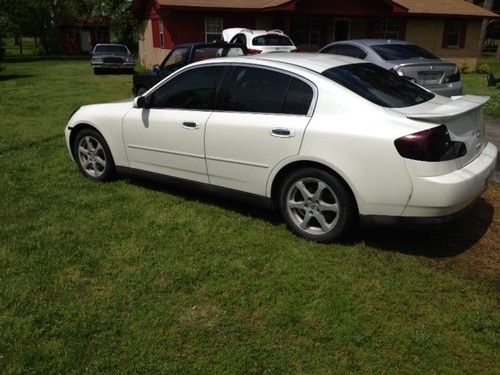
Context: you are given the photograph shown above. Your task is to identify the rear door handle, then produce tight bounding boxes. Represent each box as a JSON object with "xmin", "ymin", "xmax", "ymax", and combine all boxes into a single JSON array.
[
  {"xmin": 182, "ymin": 121, "xmax": 200, "ymax": 129},
  {"xmin": 271, "ymin": 128, "xmax": 295, "ymax": 138}
]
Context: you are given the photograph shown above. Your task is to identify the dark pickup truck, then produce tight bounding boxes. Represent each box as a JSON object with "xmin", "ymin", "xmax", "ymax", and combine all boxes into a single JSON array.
[{"xmin": 132, "ymin": 42, "xmax": 247, "ymax": 96}]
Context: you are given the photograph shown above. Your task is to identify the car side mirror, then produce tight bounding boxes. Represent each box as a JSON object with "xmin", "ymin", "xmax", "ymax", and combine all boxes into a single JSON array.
[
  {"xmin": 153, "ymin": 64, "xmax": 160, "ymax": 73},
  {"xmin": 133, "ymin": 96, "xmax": 149, "ymax": 109}
]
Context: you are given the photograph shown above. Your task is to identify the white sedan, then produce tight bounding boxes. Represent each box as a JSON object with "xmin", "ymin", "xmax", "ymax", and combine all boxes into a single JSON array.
[{"xmin": 65, "ymin": 53, "xmax": 497, "ymax": 242}]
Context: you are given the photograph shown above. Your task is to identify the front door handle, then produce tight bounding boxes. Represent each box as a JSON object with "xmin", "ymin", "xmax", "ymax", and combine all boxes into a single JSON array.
[
  {"xmin": 182, "ymin": 121, "xmax": 200, "ymax": 129},
  {"xmin": 271, "ymin": 128, "xmax": 295, "ymax": 138}
]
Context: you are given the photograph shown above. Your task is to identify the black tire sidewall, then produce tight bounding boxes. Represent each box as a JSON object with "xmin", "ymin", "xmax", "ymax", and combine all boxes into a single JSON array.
[
  {"xmin": 279, "ymin": 167, "xmax": 355, "ymax": 243},
  {"xmin": 73, "ymin": 129, "xmax": 116, "ymax": 182}
]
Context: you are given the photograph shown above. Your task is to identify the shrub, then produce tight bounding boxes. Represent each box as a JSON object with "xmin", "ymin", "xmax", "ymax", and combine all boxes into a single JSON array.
[
  {"xmin": 475, "ymin": 63, "xmax": 490, "ymax": 74},
  {"xmin": 459, "ymin": 62, "xmax": 470, "ymax": 74}
]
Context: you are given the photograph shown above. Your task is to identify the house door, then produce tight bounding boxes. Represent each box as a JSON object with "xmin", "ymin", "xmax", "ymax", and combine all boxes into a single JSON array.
[
  {"xmin": 80, "ymin": 30, "xmax": 92, "ymax": 52},
  {"xmin": 334, "ymin": 19, "xmax": 350, "ymax": 42}
]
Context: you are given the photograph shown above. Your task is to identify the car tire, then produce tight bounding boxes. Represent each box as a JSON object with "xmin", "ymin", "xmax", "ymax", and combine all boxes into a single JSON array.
[
  {"xmin": 279, "ymin": 168, "xmax": 356, "ymax": 243},
  {"xmin": 94, "ymin": 68, "xmax": 101, "ymax": 75},
  {"xmin": 73, "ymin": 128, "xmax": 116, "ymax": 182}
]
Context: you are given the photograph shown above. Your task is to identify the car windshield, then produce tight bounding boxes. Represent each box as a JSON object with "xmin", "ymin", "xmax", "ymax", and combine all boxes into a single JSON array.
[
  {"xmin": 372, "ymin": 44, "xmax": 438, "ymax": 61},
  {"xmin": 252, "ymin": 35, "xmax": 293, "ymax": 46},
  {"xmin": 94, "ymin": 45, "xmax": 129, "ymax": 54},
  {"xmin": 322, "ymin": 63, "xmax": 435, "ymax": 108}
]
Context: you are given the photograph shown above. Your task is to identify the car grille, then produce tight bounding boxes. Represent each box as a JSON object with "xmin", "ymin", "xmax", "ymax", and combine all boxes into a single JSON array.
[{"xmin": 103, "ymin": 57, "xmax": 124, "ymax": 64}]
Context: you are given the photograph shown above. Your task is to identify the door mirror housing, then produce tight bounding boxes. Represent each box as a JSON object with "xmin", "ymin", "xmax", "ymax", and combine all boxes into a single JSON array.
[
  {"xmin": 133, "ymin": 96, "xmax": 149, "ymax": 109},
  {"xmin": 153, "ymin": 64, "xmax": 161, "ymax": 73}
]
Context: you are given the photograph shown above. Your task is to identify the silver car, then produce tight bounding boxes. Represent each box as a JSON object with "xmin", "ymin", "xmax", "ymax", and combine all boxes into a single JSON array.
[{"xmin": 319, "ymin": 39, "xmax": 462, "ymax": 97}]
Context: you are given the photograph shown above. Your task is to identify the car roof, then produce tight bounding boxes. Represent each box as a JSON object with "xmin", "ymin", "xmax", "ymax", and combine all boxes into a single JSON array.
[
  {"xmin": 337, "ymin": 39, "xmax": 414, "ymax": 47},
  {"xmin": 94, "ymin": 44, "xmax": 128, "ymax": 47},
  {"xmin": 196, "ymin": 53, "xmax": 361, "ymax": 73},
  {"xmin": 175, "ymin": 42, "xmax": 246, "ymax": 48}
]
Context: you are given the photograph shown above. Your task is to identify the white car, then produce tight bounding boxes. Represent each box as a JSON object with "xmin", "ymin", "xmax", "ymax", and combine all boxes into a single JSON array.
[
  {"xmin": 65, "ymin": 54, "xmax": 497, "ymax": 242},
  {"xmin": 222, "ymin": 28, "xmax": 296, "ymax": 54}
]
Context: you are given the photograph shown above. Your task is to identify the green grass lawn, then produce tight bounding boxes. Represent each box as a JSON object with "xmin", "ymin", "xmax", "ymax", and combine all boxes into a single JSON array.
[
  {"xmin": 0, "ymin": 56, "xmax": 499, "ymax": 373},
  {"xmin": 461, "ymin": 54, "xmax": 500, "ymax": 118}
]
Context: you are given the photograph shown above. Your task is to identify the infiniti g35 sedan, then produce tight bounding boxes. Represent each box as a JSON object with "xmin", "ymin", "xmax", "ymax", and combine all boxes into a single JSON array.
[{"xmin": 65, "ymin": 53, "xmax": 497, "ymax": 242}]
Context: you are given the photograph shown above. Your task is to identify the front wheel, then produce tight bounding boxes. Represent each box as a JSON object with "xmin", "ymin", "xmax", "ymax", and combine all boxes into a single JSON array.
[
  {"xmin": 279, "ymin": 168, "xmax": 356, "ymax": 243},
  {"xmin": 73, "ymin": 129, "xmax": 116, "ymax": 181}
]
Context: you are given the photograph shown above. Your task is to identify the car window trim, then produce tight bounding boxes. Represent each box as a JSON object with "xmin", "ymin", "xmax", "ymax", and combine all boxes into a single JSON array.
[{"xmin": 216, "ymin": 62, "xmax": 318, "ymax": 117}]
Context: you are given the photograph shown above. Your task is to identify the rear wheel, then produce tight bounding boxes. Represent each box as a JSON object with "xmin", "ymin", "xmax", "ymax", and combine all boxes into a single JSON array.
[
  {"xmin": 73, "ymin": 129, "xmax": 116, "ymax": 181},
  {"xmin": 279, "ymin": 168, "xmax": 356, "ymax": 242}
]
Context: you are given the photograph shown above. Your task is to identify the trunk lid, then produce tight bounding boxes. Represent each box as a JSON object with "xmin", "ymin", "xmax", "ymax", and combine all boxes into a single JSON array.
[
  {"xmin": 394, "ymin": 60, "xmax": 458, "ymax": 86},
  {"xmin": 391, "ymin": 95, "xmax": 489, "ymax": 168}
]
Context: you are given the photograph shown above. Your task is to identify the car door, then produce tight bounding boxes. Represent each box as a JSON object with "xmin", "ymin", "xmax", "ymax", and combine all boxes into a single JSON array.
[
  {"xmin": 123, "ymin": 65, "xmax": 225, "ymax": 183},
  {"xmin": 205, "ymin": 65, "xmax": 316, "ymax": 195}
]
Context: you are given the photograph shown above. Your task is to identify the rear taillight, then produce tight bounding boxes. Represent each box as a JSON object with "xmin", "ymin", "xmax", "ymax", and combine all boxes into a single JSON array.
[
  {"xmin": 444, "ymin": 71, "xmax": 461, "ymax": 83},
  {"xmin": 247, "ymin": 49, "xmax": 262, "ymax": 55},
  {"xmin": 394, "ymin": 125, "xmax": 467, "ymax": 162}
]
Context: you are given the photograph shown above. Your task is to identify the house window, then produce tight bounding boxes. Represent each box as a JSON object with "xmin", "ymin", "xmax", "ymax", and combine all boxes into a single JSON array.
[
  {"xmin": 205, "ymin": 17, "xmax": 223, "ymax": 42},
  {"xmin": 443, "ymin": 20, "xmax": 466, "ymax": 48},
  {"xmin": 95, "ymin": 30, "xmax": 105, "ymax": 43},
  {"xmin": 290, "ymin": 18, "xmax": 322, "ymax": 45},
  {"xmin": 159, "ymin": 19, "xmax": 165, "ymax": 48},
  {"xmin": 67, "ymin": 30, "xmax": 77, "ymax": 42},
  {"xmin": 371, "ymin": 18, "xmax": 401, "ymax": 39}
]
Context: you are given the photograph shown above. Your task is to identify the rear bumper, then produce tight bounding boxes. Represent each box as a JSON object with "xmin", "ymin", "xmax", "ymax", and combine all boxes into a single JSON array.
[
  {"xmin": 402, "ymin": 142, "xmax": 497, "ymax": 217},
  {"xmin": 424, "ymin": 82, "xmax": 462, "ymax": 97}
]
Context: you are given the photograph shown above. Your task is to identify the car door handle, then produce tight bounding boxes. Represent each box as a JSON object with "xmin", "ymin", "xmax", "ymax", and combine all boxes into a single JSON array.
[
  {"xmin": 271, "ymin": 128, "xmax": 295, "ymax": 138},
  {"xmin": 182, "ymin": 121, "xmax": 200, "ymax": 129}
]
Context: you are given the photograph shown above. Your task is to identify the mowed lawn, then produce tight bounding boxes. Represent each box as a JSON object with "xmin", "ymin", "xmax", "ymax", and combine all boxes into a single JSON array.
[{"xmin": 0, "ymin": 56, "xmax": 499, "ymax": 374}]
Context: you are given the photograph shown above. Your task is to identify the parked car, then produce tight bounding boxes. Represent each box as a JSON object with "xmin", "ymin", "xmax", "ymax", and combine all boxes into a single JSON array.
[
  {"xmin": 319, "ymin": 39, "xmax": 462, "ymax": 97},
  {"xmin": 223, "ymin": 28, "xmax": 296, "ymax": 54},
  {"xmin": 65, "ymin": 53, "xmax": 496, "ymax": 243},
  {"xmin": 91, "ymin": 44, "xmax": 135, "ymax": 75},
  {"xmin": 133, "ymin": 42, "xmax": 247, "ymax": 96}
]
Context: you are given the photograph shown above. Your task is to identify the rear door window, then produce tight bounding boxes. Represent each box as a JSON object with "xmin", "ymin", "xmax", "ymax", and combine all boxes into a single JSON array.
[
  {"xmin": 321, "ymin": 44, "xmax": 366, "ymax": 59},
  {"xmin": 222, "ymin": 66, "xmax": 313, "ymax": 115},
  {"xmin": 322, "ymin": 63, "xmax": 434, "ymax": 108}
]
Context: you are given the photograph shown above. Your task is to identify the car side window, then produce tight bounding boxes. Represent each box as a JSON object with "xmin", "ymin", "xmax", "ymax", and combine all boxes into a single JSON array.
[
  {"xmin": 222, "ymin": 66, "xmax": 313, "ymax": 115},
  {"xmin": 322, "ymin": 44, "xmax": 367, "ymax": 59},
  {"xmin": 161, "ymin": 47, "xmax": 188, "ymax": 70},
  {"xmin": 321, "ymin": 45, "xmax": 342, "ymax": 55},
  {"xmin": 282, "ymin": 78, "xmax": 314, "ymax": 115},
  {"xmin": 149, "ymin": 66, "xmax": 224, "ymax": 110}
]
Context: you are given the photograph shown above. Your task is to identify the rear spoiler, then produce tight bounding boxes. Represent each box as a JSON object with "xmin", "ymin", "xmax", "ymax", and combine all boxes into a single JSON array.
[{"xmin": 398, "ymin": 95, "xmax": 490, "ymax": 122}]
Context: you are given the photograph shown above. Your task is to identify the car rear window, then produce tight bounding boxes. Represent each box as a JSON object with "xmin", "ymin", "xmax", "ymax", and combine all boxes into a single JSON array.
[
  {"xmin": 252, "ymin": 35, "xmax": 293, "ymax": 46},
  {"xmin": 322, "ymin": 63, "xmax": 434, "ymax": 108},
  {"xmin": 94, "ymin": 45, "xmax": 128, "ymax": 54},
  {"xmin": 372, "ymin": 44, "xmax": 438, "ymax": 61}
]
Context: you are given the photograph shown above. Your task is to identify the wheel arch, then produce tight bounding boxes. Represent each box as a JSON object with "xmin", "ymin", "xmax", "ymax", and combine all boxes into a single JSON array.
[
  {"xmin": 268, "ymin": 159, "xmax": 361, "ymax": 214},
  {"xmin": 69, "ymin": 123, "xmax": 105, "ymax": 160}
]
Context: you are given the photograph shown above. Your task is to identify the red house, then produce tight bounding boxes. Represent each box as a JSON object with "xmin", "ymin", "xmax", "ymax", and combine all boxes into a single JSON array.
[
  {"xmin": 58, "ymin": 16, "xmax": 111, "ymax": 54},
  {"xmin": 132, "ymin": 0, "xmax": 497, "ymax": 68}
]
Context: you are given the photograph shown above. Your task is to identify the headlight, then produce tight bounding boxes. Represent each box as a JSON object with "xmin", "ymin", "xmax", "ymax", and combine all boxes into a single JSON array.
[
  {"xmin": 92, "ymin": 57, "xmax": 103, "ymax": 63},
  {"xmin": 126, "ymin": 56, "xmax": 134, "ymax": 63}
]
